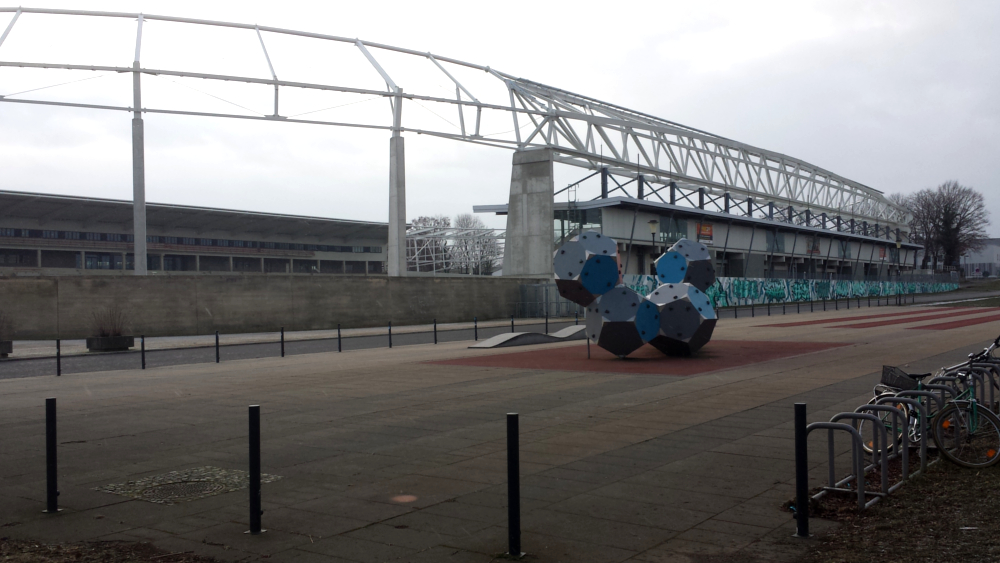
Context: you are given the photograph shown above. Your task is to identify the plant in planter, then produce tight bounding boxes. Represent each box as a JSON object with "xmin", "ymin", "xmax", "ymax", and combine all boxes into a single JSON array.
[
  {"xmin": 0, "ymin": 311, "xmax": 11, "ymax": 358},
  {"xmin": 87, "ymin": 304, "xmax": 134, "ymax": 352}
]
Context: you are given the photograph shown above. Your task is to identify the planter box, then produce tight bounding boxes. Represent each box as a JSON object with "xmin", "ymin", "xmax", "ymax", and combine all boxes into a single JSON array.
[
  {"xmin": 86, "ymin": 336, "xmax": 134, "ymax": 352},
  {"xmin": 0, "ymin": 340, "xmax": 11, "ymax": 358}
]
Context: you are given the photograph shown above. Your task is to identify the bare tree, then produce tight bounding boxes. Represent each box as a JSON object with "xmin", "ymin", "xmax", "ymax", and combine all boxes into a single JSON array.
[
  {"xmin": 895, "ymin": 182, "xmax": 990, "ymax": 270},
  {"xmin": 452, "ymin": 213, "xmax": 500, "ymax": 275},
  {"xmin": 407, "ymin": 215, "xmax": 452, "ymax": 272},
  {"xmin": 936, "ymin": 181, "xmax": 990, "ymax": 267}
]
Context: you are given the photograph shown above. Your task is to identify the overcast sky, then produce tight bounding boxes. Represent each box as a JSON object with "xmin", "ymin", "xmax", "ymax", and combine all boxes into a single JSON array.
[{"xmin": 1, "ymin": 0, "xmax": 997, "ymax": 235}]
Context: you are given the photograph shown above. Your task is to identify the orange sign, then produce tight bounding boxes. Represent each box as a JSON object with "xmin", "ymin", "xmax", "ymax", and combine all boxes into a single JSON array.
[{"xmin": 697, "ymin": 223, "xmax": 713, "ymax": 245}]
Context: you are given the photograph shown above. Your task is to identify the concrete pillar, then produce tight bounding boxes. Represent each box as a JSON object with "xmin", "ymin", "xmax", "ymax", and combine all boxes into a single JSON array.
[
  {"xmin": 132, "ymin": 61, "xmax": 147, "ymax": 275},
  {"xmin": 195, "ymin": 255, "xmax": 201, "ymax": 272},
  {"xmin": 228, "ymin": 256, "xmax": 234, "ymax": 272},
  {"xmin": 37, "ymin": 249, "xmax": 42, "ymax": 268},
  {"xmin": 503, "ymin": 148, "xmax": 554, "ymax": 277},
  {"xmin": 387, "ymin": 136, "xmax": 406, "ymax": 277}
]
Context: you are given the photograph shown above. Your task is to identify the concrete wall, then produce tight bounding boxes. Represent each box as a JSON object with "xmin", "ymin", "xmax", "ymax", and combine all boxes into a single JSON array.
[{"xmin": 0, "ymin": 274, "xmax": 545, "ymax": 340}]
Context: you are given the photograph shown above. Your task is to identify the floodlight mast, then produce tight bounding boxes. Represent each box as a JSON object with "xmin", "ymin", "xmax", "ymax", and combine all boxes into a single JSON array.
[{"xmin": 0, "ymin": 7, "xmax": 911, "ymax": 278}]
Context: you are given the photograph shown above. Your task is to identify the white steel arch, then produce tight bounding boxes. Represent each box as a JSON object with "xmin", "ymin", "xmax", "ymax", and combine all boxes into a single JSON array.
[{"xmin": 0, "ymin": 7, "xmax": 910, "ymax": 276}]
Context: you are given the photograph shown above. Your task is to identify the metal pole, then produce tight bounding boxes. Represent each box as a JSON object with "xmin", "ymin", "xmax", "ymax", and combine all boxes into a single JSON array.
[
  {"xmin": 141, "ymin": 335, "xmax": 145, "ymax": 369},
  {"xmin": 474, "ymin": 317, "xmax": 478, "ymax": 341},
  {"xmin": 131, "ymin": 16, "xmax": 147, "ymax": 276},
  {"xmin": 248, "ymin": 405, "xmax": 262, "ymax": 535},
  {"xmin": 545, "ymin": 312, "xmax": 548, "ymax": 334},
  {"xmin": 45, "ymin": 397, "xmax": 59, "ymax": 513},
  {"xmin": 794, "ymin": 403, "xmax": 808, "ymax": 537},
  {"xmin": 389, "ymin": 321, "xmax": 392, "ymax": 348},
  {"xmin": 575, "ymin": 311, "xmax": 579, "ymax": 325},
  {"xmin": 506, "ymin": 413, "xmax": 521, "ymax": 557},
  {"xmin": 338, "ymin": 324, "xmax": 342, "ymax": 352},
  {"xmin": 280, "ymin": 327, "xmax": 284, "ymax": 357},
  {"xmin": 56, "ymin": 339, "xmax": 61, "ymax": 377},
  {"xmin": 511, "ymin": 315, "xmax": 514, "ymax": 333},
  {"xmin": 215, "ymin": 331, "xmax": 220, "ymax": 363},
  {"xmin": 433, "ymin": 319, "xmax": 437, "ymax": 344}
]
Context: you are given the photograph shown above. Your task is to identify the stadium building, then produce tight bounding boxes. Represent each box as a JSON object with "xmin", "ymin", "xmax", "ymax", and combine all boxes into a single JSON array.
[{"xmin": 0, "ymin": 191, "xmax": 387, "ymax": 276}]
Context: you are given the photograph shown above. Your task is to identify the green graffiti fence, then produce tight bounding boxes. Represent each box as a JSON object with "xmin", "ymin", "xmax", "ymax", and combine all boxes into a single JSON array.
[{"xmin": 623, "ymin": 275, "xmax": 958, "ymax": 309}]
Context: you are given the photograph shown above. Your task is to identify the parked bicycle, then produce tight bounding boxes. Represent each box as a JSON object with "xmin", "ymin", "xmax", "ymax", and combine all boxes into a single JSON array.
[{"xmin": 858, "ymin": 334, "xmax": 1000, "ymax": 468}]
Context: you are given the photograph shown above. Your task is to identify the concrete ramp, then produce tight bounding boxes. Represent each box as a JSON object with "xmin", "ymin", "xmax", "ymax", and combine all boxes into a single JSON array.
[{"xmin": 469, "ymin": 325, "xmax": 586, "ymax": 349}]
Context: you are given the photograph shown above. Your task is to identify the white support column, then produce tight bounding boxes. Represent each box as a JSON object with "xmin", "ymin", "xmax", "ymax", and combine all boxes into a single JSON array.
[
  {"xmin": 387, "ymin": 88, "xmax": 406, "ymax": 277},
  {"xmin": 503, "ymin": 148, "xmax": 554, "ymax": 277},
  {"xmin": 131, "ymin": 15, "xmax": 147, "ymax": 275}
]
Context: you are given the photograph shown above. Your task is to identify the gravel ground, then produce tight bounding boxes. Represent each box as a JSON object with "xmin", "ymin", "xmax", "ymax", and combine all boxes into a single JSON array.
[{"xmin": 0, "ymin": 538, "xmax": 216, "ymax": 563}]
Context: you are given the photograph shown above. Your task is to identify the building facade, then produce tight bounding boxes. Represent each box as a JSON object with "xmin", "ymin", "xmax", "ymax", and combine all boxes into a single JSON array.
[
  {"xmin": 961, "ymin": 239, "xmax": 1000, "ymax": 278},
  {"xmin": 477, "ymin": 197, "xmax": 922, "ymax": 280},
  {"xmin": 0, "ymin": 191, "xmax": 387, "ymax": 276}
]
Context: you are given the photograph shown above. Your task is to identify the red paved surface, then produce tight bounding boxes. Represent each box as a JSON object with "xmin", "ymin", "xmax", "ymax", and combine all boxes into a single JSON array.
[
  {"xmin": 430, "ymin": 340, "xmax": 848, "ymax": 376},
  {"xmin": 756, "ymin": 307, "xmax": 949, "ymax": 328},
  {"xmin": 831, "ymin": 308, "xmax": 999, "ymax": 329},
  {"xmin": 909, "ymin": 312, "xmax": 1000, "ymax": 331}
]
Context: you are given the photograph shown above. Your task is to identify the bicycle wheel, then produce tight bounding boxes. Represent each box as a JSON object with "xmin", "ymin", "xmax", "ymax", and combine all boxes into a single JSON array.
[
  {"xmin": 858, "ymin": 397, "xmax": 908, "ymax": 455},
  {"xmin": 932, "ymin": 401, "xmax": 1000, "ymax": 468}
]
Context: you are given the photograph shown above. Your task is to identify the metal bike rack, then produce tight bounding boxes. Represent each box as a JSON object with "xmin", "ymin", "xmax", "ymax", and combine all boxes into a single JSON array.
[
  {"xmin": 874, "ymin": 396, "xmax": 929, "ymax": 477},
  {"xmin": 854, "ymin": 405, "xmax": 909, "ymax": 494},
  {"xmin": 921, "ymin": 384, "xmax": 957, "ymax": 407},
  {"xmin": 829, "ymin": 412, "xmax": 888, "ymax": 507}
]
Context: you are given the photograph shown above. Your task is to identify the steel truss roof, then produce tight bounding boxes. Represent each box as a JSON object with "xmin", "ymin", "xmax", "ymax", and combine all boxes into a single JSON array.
[{"xmin": 0, "ymin": 7, "xmax": 908, "ymax": 233}]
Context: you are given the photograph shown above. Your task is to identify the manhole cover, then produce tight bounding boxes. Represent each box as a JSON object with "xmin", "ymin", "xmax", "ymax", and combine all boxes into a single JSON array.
[
  {"xmin": 140, "ymin": 481, "xmax": 227, "ymax": 503},
  {"xmin": 95, "ymin": 466, "xmax": 281, "ymax": 505}
]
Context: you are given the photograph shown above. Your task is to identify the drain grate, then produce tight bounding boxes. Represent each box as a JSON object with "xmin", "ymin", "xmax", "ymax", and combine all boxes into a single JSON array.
[{"xmin": 95, "ymin": 466, "xmax": 281, "ymax": 505}]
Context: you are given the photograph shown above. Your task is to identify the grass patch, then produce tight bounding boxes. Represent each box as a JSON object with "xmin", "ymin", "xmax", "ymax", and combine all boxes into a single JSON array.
[
  {"xmin": 0, "ymin": 538, "xmax": 217, "ymax": 563},
  {"xmin": 799, "ymin": 460, "xmax": 1000, "ymax": 563}
]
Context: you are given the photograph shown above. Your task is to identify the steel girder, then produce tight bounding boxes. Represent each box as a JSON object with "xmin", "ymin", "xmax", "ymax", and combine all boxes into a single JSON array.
[{"xmin": 0, "ymin": 7, "xmax": 909, "ymax": 232}]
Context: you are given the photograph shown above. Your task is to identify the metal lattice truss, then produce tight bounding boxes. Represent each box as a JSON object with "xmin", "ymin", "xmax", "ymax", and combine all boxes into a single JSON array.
[
  {"xmin": 406, "ymin": 227, "xmax": 504, "ymax": 275},
  {"xmin": 0, "ymin": 7, "xmax": 908, "ymax": 233}
]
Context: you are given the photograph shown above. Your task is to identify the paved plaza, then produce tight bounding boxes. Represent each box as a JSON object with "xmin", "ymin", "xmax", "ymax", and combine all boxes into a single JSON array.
[{"xmin": 1, "ymin": 305, "xmax": 999, "ymax": 562}]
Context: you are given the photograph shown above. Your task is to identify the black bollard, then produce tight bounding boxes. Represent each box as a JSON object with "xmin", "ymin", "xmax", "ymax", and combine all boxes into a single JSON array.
[
  {"xmin": 388, "ymin": 321, "xmax": 392, "ymax": 349},
  {"xmin": 575, "ymin": 311, "xmax": 579, "ymax": 325},
  {"xmin": 474, "ymin": 317, "xmax": 478, "ymax": 341},
  {"xmin": 338, "ymin": 324, "xmax": 342, "ymax": 352},
  {"xmin": 782, "ymin": 303, "xmax": 786, "ymax": 315},
  {"xmin": 141, "ymin": 335, "xmax": 146, "ymax": 369},
  {"xmin": 751, "ymin": 304, "xmax": 755, "ymax": 318},
  {"xmin": 868, "ymin": 296, "xmax": 871, "ymax": 308},
  {"xmin": 823, "ymin": 299, "xmax": 826, "ymax": 311},
  {"xmin": 511, "ymin": 315, "xmax": 514, "ymax": 333},
  {"xmin": 56, "ymin": 339, "xmax": 61, "ymax": 377},
  {"xmin": 587, "ymin": 336, "xmax": 591, "ymax": 359},
  {"xmin": 734, "ymin": 306, "xmax": 738, "ymax": 319},
  {"xmin": 45, "ymin": 398, "xmax": 59, "ymax": 513},
  {"xmin": 846, "ymin": 296, "xmax": 850, "ymax": 309},
  {"xmin": 810, "ymin": 300, "xmax": 813, "ymax": 313},
  {"xmin": 835, "ymin": 299, "xmax": 838, "ymax": 311},
  {"xmin": 433, "ymin": 319, "xmax": 438, "ymax": 344},
  {"xmin": 797, "ymin": 302, "xmax": 800, "ymax": 314},
  {"xmin": 280, "ymin": 327, "xmax": 285, "ymax": 358},
  {"xmin": 794, "ymin": 403, "xmax": 809, "ymax": 538},
  {"xmin": 248, "ymin": 405, "xmax": 263, "ymax": 535},
  {"xmin": 767, "ymin": 303, "xmax": 770, "ymax": 316},
  {"xmin": 506, "ymin": 413, "xmax": 521, "ymax": 557},
  {"xmin": 215, "ymin": 331, "xmax": 220, "ymax": 363},
  {"xmin": 545, "ymin": 312, "xmax": 548, "ymax": 334}
]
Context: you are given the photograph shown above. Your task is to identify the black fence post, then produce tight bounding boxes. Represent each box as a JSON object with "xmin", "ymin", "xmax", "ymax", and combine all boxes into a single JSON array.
[
  {"xmin": 835, "ymin": 299, "xmax": 838, "ymax": 311},
  {"xmin": 388, "ymin": 321, "xmax": 393, "ymax": 349},
  {"xmin": 847, "ymin": 296, "xmax": 850, "ymax": 309},
  {"xmin": 810, "ymin": 300, "xmax": 813, "ymax": 313},
  {"xmin": 56, "ymin": 339, "xmax": 61, "ymax": 377},
  {"xmin": 575, "ymin": 311, "xmax": 579, "ymax": 325},
  {"xmin": 141, "ymin": 335, "xmax": 146, "ymax": 369},
  {"xmin": 511, "ymin": 315, "xmax": 514, "ymax": 333},
  {"xmin": 248, "ymin": 405, "xmax": 262, "ymax": 535},
  {"xmin": 545, "ymin": 312, "xmax": 549, "ymax": 334},
  {"xmin": 280, "ymin": 327, "xmax": 285, "ymax": 358},
  {"xmin": 506, "ymin": 413, "xmax": 521, "ymax": 557},
  {"xmin": 868, "ymin": 295, "xmax": 871, "ymax": 307},
  {"xmin": 586, "ymin": 336, "xmax": 591, "ymax": 359},
  {"xmin": 767, "ymin": 303, "xmax": 770, "ymax": 316},
  {"xmin": 734, "ymin": 306, "xmax": 738, "ymax": 319},
  {"xmin": 433, "ymin": 319, "xmax": 438, "ymax": 344},
  {"xmin": 338, "ymin": 324, "xmax": 342, "ymax": 352},
  {"xmin": 45, "ymin": 397, "xmax": 59, "ymax": 513},
  {"xmin": 797, "ymin": 302, "xmax": 800, "ymax": 314},
  {"xmin": 751, "ymin": 304, "xmax": 755, "ymax": 318},
  {"xmin": 474, "ymin": 317, "xmax": 478, "ymax": 341},
  {"xmin": 794, "ymin": 402, "xmax": 809, "ymax": 538},
  {"xmin": 822, "ymin": 299, "xmax": 826, "ymax": 311},
  {"xmin": 215, "ymin": 331, "xmax": 220, "ymax": 363}
]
